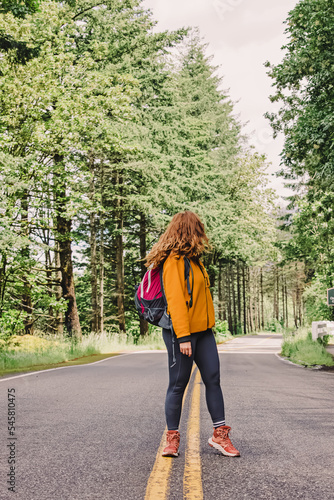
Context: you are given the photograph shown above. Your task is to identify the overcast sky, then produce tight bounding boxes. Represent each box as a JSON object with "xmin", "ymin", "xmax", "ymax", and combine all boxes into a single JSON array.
[{"xmin": 142, "ymin": 0, "xmax": 298, "ymax": 202}]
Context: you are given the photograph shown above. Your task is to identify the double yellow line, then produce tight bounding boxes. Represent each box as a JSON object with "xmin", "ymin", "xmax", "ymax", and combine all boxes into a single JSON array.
[{"xmin": 145, "ymin": 366, "xmax": 203, "ymax": 500}]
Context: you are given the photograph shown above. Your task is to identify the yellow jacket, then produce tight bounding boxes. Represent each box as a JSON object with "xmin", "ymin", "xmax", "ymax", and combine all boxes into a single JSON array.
[{"xmin": 162, "ymin": 254, "xmax": 215, "ymax": 342}]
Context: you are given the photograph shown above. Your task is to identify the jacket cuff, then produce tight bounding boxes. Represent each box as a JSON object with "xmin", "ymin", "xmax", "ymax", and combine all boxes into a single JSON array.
[{"xmin": 177, "ymin": 335, "xmax": 192, "ymax": 344}]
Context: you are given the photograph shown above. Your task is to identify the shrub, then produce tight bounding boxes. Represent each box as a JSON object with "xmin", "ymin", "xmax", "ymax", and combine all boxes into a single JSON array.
[
  {"xmin": 265, "ymin": 318, "xmax": 284, "ymax": 333},
  {"xmin": 281, "ymin": 328, "xmax": 334, "ymax": 367},
  {"xmin": 316, "ymin": 334, "xmax": 330, "ymax": 347},
  {"xmin": 213, "ymin": 320, "xmax": 232, "ymax": 342}
]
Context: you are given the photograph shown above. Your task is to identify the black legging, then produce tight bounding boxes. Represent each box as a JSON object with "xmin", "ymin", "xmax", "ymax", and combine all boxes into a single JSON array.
[{"xmin": 162, "ymin": 327, "xmax": 225, "ymax": 431}]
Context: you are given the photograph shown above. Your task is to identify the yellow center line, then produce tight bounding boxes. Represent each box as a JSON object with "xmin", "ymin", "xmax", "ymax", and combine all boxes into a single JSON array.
[
  {"xmin": 145, "ymin": 364, "xmax": 196, "ymax": 500},
  {"xmin": 183, "ymin": 368, "xmax": 203, "ymax": 500}
]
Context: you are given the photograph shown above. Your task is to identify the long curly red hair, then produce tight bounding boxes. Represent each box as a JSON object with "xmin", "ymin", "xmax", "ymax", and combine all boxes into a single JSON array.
[{"xmin": 145, "ymin": 211, "xmax": 211, "ymax": 268}]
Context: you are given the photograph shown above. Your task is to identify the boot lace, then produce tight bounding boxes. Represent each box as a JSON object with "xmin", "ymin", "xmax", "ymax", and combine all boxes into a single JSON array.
[
  {"xmin": 216, "ymin": 427, "xmax": 232, "ymax": 444},
  {"xmin": 167, "ymin": 433, "xmax": 180, "ymax": 445}
]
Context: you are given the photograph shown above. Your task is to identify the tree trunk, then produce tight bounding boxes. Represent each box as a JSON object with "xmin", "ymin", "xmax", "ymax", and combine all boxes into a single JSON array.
[
  {"xmin": 56, "ymin": 215, "xmax": 82, "ymax": 338},
  {"xmin": 0, "ymin": 253, "xmax": 7, "ymax": 317},
  {"xmin": 292, "ymin": 292, "xmax": 297, "ymax": 328},
  {"xmin": 221, "ymin": 264, "xmax": 227, "ymax": 321},
  {"xmin": 256, "ymin": 269, "xmax": 260, "ymax": 330},
  {"xmin": 257, "ymin": 272, "xmax": 261, "ymax": 330},
  {"xmin": 21, "ymin": 189, "xmax": 34, "ymax": 335},
  {"xmin": 54, "ymin": 242, "xmax": 63, "ymax": 335},
  {"xmin": 249, "ymin": 267, "xmax": 254, "ymax": 332},
  {"xmin": 285, "ymin": 278, "xmax": 288, "ymax": 328},
  {"xmin": 139, "ymin": 213, "xmax": 148, "ymax": 336},
  {"xmin": 282, "ymin": 277, "xmax": 285, "ymax": 328},
  {"xmin": 246, "ymin": 267, "xmax": 251, "ymax": 333},
  {"xmin": 276, "ymin": 267, "xmax": 280, "ymax": 321},
  {"xmin": 231, "ymin": 263, "xmax": 237, "ymax": 335},
  {"xmin": 99, "ymin": 216, "xmax": 104, "ymax": 334},
  {"xmin": 254, "ymin": 269, "xmax": 259, "ymax": 330},
  {"xmin": 260, "ymin": 267, "xmax": 264, "ymax": 329},
  {"xmin": 89, "ymin": 159, "xmax": 99, "ymax": 333},
  {"xmin": 45, "ymin": 248, "xmax": 54, "ymax": 334},
  {"xmin": 295, "ymin": 263, "xmax": 300, "ymax": 327},
  {"xmin": 273, "ymin": 266, "xmax": 278, "ymax": 321},
  {"xmin": 115, "ymin": 229, "xmax": 125, "ymax": 332},
  {"xmin": 218, "ymin": 261, "xmax": 222, "ymax": 321},
  {"xmin": 298, "ymin": 289, "xmax": 303, "ymax": 327},
  {"xmin": 227, "ymin": 263, "xmax": 233, "ymax": 334},
  {"xmin": 54, "ymin": 156, "xmax": 81, "ymax": 338},
  {"xmin": 249, "ymin": 295, "xmax": 255, "ymax": 332},
  {"xmin": 237, "ymin": 261, "xmax": 241, "ymax": 331},
  {"xmin": 114, "ymin": 170, "xmax": 126, "ymax": 333},
  {"xmin": 242, "ymin": 264, "xmax": 247, "ymax": 334}
]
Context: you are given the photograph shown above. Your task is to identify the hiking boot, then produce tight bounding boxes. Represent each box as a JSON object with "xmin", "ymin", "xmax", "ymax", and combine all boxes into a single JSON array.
[
  {"xmin": 162, "ymin": 430, "xmax": 180, "ymax": 457},
  {"xmin": 208, "ymin": 425, "xmax": 240, "ymax": 457}
]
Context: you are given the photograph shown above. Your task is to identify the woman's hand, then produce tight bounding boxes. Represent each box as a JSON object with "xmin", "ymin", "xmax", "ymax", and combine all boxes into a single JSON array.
[{"xmin": 180, "ymin": 341, "xmax": 192, "ymax": 357}]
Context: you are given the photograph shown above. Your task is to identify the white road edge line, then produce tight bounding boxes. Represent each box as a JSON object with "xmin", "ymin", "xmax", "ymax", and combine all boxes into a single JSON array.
[
  {"xmin": 0, "ymin": 351, "xmax": 144, "ymax": 383},
  {"xmin": 275, "ymin": 352, "xmax": 334, "ymax": 373},
  {"xmin": 274, "ymin": 352, "xmax": 307, "ymax": 369}
]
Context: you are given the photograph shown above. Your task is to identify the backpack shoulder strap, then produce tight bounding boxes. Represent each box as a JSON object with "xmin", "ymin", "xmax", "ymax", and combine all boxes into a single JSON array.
[{"xmin": 159, "ymin": 262, "xmax": 168, "ymax": 307}]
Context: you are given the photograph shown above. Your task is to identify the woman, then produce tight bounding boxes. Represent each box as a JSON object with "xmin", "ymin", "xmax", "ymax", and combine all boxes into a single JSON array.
[{"xmin": 145, "ymin": 211, "xmax": 240, "ymax": 458}]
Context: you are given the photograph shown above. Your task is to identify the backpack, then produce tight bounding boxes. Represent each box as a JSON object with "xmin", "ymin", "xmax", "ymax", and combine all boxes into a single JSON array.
[{"xmin": 134, "ymin": 256, "xmax": 194, "ymax": 329}]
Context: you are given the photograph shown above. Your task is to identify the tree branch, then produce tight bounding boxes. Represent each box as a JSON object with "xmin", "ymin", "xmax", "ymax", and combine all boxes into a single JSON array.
[{"xmin": 72, "ymin": 4, "xmax": 105, "ymax": 21}]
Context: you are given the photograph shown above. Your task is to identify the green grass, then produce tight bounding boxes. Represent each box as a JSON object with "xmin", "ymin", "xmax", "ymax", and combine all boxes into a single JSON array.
[
  {"xmin": 281, "ymin": 327, "xmax": 334, "ymax": 367},
  {"xmin": 0, "ymin": 352, "xmax": 121, "ymax": 376},
  {"xmin": 0, "ymin": 329, "xmax": 167, "ymax": 376},
  {"xmin": 1, "ymin": 327, "xmax": 234, "ymax": 376}
]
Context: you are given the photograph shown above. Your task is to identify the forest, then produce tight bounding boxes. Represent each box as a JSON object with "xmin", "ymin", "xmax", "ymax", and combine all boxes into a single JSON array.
[{"xmin": 1, "ymin": 0, "xmax": 334, "ymax": 347}]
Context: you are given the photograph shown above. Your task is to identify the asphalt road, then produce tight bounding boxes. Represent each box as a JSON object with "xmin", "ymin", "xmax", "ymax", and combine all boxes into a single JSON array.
[{"xmin": 0, "ymin": 334, "xmax": 333, "ymax": 500}]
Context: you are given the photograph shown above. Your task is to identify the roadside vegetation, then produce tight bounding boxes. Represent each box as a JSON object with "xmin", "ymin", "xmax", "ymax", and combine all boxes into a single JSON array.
[
  {"xmin": 1, "ymin": 318, "xmax": 333, "ymax": 376},
  {"xmin": 281, "ymin": 328, "xmax": 334, "ymax": 367},
  {"xmin": 0, "ymin": 328, "xmax": 162, "ymax": 376},
  {"xmin": 0, "ymin": 321, "xmax": 235, "ymax": 376}
]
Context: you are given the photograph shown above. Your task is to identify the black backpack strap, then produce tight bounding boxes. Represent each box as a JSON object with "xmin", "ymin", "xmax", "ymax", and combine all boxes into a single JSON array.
[
  {"xmin": 184, "ymin": 257, "xmax": 194, "ymax": 308},
  {"xmin": 159, "ymin": 264, "xmax": 168, "ymax": 307}
]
